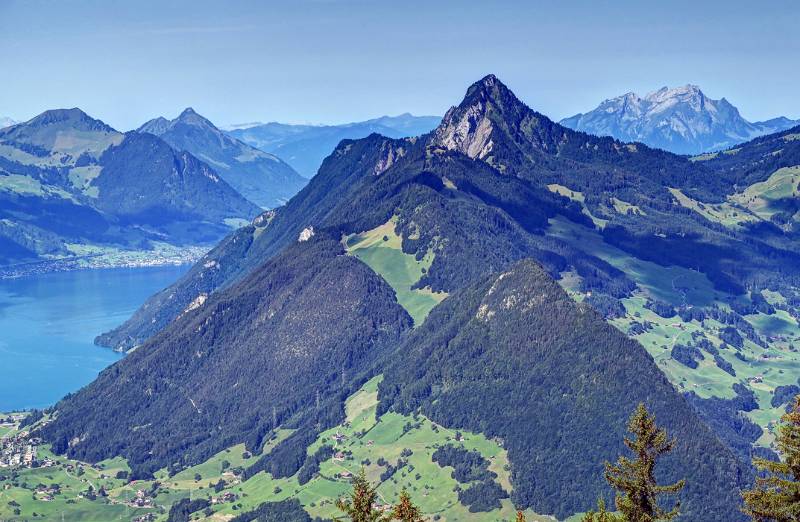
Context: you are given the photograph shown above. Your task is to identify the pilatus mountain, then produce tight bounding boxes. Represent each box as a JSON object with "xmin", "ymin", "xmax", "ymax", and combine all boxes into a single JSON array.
[
  {"xmin": 0, "ymin": 108, "xmax": 261, "ymax": 270},
  {"xmin": 0, "ymin": 116, "xmax": 16, "ymax": 129},
  {"xmin": 139, "ymin": 108, "xmax": 306, "ymax": 208},
  {"xmin": 227, "ymin": 113, "xmax": 440, "ymax": 177},
  {"xmin": 561, "ymin": 84, "xmax": 800, "ymax": 155},
  {"xmin": 39, "ymin": 75, "xmax": 800, "ymax": 520}
]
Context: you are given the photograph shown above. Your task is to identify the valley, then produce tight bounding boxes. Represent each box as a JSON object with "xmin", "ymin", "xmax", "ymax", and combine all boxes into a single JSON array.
[{"xmin": 0, "ymin": 380, "xmax": 557, "ymax": 522}]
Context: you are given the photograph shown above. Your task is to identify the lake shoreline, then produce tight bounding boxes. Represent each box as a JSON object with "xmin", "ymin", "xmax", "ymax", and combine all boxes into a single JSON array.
[
  {"xmin": 0, "ymin": 246, "xmax": 208, "ymax": 279},
  {"xmin": 0, "ymin": 265, "xmax": 188, "ymax": 411}
]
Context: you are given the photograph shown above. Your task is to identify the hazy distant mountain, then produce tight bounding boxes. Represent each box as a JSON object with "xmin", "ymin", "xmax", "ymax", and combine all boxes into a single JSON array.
[
  {"xmin": 227, "ymin": 113, "xmax": 440, "ymax": 176},
  {"xmin": 139, "ymin": 108, "xmax": 306, "ymax": 208},
  {"xmin": 0, "ymin": 108, "xmax": 259, "ymax": 267},
  {"xmin": 561, "ymin": 85, "xmax": 800, "ymax": 154},
  {"xmin": 0, "ymin": 117, "xmax": 16, "ymax": 129}
]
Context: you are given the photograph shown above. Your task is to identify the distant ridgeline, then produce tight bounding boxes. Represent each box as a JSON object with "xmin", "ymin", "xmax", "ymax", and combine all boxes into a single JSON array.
[
  {"xmin": 561, "ymin": 84, "xmax": 800, "ymax": 155},
  {"xmin": 0, "ymin": 108, "xmax": 274, "ymax": 270},
  {"xmin": 139, "ymin": 108, "xmax": 307, "ymax": 208},
  {"xmin": 227, "ymin": 113, "xmax": 441, "ymax": 178},
  {"xmin": 42, "ymin": 76, "xmax": 800, "ymax": 520}
]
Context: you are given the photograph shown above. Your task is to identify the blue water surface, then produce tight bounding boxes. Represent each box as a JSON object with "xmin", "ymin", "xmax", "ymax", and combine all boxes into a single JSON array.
[{"xmin": 0, "ymin": 266, "xmax": 187, "ymax": 411}]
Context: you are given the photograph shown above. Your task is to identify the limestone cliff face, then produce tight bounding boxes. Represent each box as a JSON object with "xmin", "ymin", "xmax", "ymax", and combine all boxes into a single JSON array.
[{"xmin": 432, "ymin": 99, "xmax": 495, "ymax": 160}]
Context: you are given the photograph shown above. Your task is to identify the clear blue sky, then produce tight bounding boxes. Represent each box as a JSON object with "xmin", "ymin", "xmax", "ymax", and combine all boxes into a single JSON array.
[{"xmin": 1, "ymin": 0, "xmax": 797, "ymax": 130}]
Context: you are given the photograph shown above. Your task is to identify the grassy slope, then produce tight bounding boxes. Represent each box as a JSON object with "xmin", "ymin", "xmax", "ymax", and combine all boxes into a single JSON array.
[
  {"xmin": 730, "ymin": 166, "xmax": 800, "ymax": 221},
  {"xmin": 545, "ymin": 184, "xmax": 608, "ymax": 227},
  {"xmin": 668, "ymin": 187, "xmax": 758, "ymax": 228},
  {"xmin": 668, "ymin": 166, "xmax": 800, "ymax": 228},
  {"xmin": 1, "ymin": 379, "xmax": 558, "ymax": 521},
  {"xmin": 344, "ymin": 217, "xmax": 447, "ymax": 325},
  {"xmin": 209, "ymin": 376, "xmax": 554, "ymax": 522},
  {"xmin": 0, "ymin": 420, "xmax": 152, "ymax": 521},
  {"xmin": 550, "ymin": 215, "xmax": 800, "ymax": 447},
  {"xmin": 549, "ymin": 216, "xmax": 720, "ymax": 306}
]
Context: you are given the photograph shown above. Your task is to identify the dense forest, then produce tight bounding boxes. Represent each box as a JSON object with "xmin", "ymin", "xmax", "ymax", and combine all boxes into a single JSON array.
[
  {"xmin": 39, "ymin": 75, "xmax": 800, "ymax": 521},
  {"xmin": 377, "ymin": 260, "xmax": 747, "ymax": 519},
  {"xmin": 42, "ymin": 236, "xmax": 412, "ymax": 478}
]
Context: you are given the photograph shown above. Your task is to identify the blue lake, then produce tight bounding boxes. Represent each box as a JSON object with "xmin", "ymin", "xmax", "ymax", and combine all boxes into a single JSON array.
[{"xmin": 0, "ymin": 265, "xmax": 187, "ymax": 411}]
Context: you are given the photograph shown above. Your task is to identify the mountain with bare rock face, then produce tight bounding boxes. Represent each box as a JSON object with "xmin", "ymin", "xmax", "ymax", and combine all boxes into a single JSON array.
[
  {"xmin": 42, "ymin": 75, "xmax": 800, "ymax": 521},
  {"xmin": 561, "ymin": 85, "xmax": 800, "ymax": 154}
]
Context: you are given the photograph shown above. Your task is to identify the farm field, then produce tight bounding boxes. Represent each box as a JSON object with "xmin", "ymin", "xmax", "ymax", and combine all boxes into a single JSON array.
[
  {"xmin": 730, "ymin": 166, "xmax": 800, "ymax": 222},
  {"xmin": 1, "ymin": 379, "xmax": 559, "ymax": 521},
  {"xmin": 549, "ymin": 215, "xmax": 800, "ymax": 448}
]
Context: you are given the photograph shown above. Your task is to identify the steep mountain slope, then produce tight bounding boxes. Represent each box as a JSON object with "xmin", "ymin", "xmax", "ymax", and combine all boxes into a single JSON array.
[
  {"xmin": 227, "ymin": 113, "xmax": 440, "ymax": 177},
  {"xmin": 44, "ymin": 236, "xmax": 412, "ymax": 477},
  {"xmin": 96, "ymin": 133, "xmax": 409, "ymax": 349},
  {"xmin": 561, "ymin": 85, "xmax": 799, "ymax": 154},
  {"xmin": 379, "ymin": 260, "xmax": 745, "ymax": 520},
  {"xmin": 139, "ymin": 108, "xmax": 306, "ymax": 208},
  {"xmin": 40, "ymin": 77, "xmax": 770, "ymax": 520},
  {"xmin": 101, "ymin": 80, "xmax": 800, "ymax": 446},
  {"xmin": 0, "ymin": 108, "xmax": 260, "ymax": 268},
  {"xmin": 0, "ymin": 116, "xmax": 18, "ymax": 129}
]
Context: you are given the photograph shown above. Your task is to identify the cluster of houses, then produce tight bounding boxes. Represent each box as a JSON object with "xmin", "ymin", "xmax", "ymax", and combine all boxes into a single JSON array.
[
  {"xmin": 126, "ymin": 489, "xmax": 155, "ymax": 508},
  {"xmin": 33, "ymin": 483, "xmax": 60, "ymax": 501},
  {"xmin": 211, "ymin": 491, "xmax": 238, "ymax": 504},
  {"xmin": 373, "ymin": 502, "xmax": 394, "ymax": 513},
  {"xmin": 0, "ymin": 431, "xmax": 50, "ymax": 469}
]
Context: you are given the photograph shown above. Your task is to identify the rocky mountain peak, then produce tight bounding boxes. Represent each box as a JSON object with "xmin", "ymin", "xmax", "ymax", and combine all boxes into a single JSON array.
[
  {"xmin": 137, "ymin": 116, "xmax": 171, "ymax": 136},
  {"xmin": 175, "ymin": 107, "xmax": 215, "ymax": 128},
  {"xmin": 561, "ymin": 85, "xmax": 799, "ymax": 154},
  {"xmin": 431, "ymin": 74, "xmax": 527, "ymax": 160}
]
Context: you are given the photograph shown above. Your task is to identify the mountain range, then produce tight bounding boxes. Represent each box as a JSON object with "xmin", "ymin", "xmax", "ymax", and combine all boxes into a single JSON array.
[
  {"xmin": 139, "ymin": 108, "xmax": 307, "ymax": 208},
  {"xmin": 227, "ymin": 113, "xmax": 440, "ymax": 177},
  {"xmin": 561, "ymin": 85, "xmax": 800, "ymax": 155},
  {"xmin": 40, "ymin": 75, "xmax": 800, "ymax": 520},
  {"xmin": 0, "ymin": 108, "xmax": 260, "ymax": 268},
  {"xmin": 0, "ymin": 117, "xmax": 16, "ymax": 129}
]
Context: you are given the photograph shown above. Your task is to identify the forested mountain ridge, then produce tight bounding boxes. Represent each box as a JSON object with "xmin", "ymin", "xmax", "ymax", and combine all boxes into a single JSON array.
[
  {"xmin": 0, "ymin": 108, "xmax": 261, "ymax": 267},
  {"xmin": 139, "ymin": 108, "xmax": 306, "ymax": 208},
  {"xmin": 45, "ymin": 235, "xmax": 413, "ymax": 477},
  {"xmin": 97, "ymin": 79, "xmax": 800, "ymax": 467},
  {"xmin": 227, "ymin": 113, "xmax": 440, "ymax": 177},
  {"xmin": 96, "ymin": 133, "xmax": 406, "ymax": 349},
  {"xmin": 45, "ymin": 75, "xmax": 800, "ymax": 519},
  {"xmin": 104, "ymin": 76, "xmax": 800, "ymax": 348},
  {"xmin": 379, "ymin": 259, "xmax": 746, "ymax": 520},
  {"xmin": 561, "ymin": 84, "xmax": 800, "ymax": 154}
]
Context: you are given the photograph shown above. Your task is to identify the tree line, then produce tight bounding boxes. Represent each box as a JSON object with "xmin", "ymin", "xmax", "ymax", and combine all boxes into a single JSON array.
[{"xmin": 331, "ymin": 400, "xmax": 800, "ymax": 522}]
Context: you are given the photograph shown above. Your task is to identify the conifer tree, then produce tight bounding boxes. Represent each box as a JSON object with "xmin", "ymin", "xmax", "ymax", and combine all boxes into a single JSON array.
[
  {"xmin": 582, "ymin": 498, "xmax": 623, "ymax": 522},
  {"xmin": 389, "ymin": 489, "xmax": 424, "ymax": 521},
  {"xmin": 602, "ymin": 403, "xmax": 685, "ymax": 522},
  {"xmin": 335, "ymin": 468, "xmax": 388, "ymax": 522},
  {"xmin": 742, "ymin": 395, "xmax": 800, "ymax": 521}
]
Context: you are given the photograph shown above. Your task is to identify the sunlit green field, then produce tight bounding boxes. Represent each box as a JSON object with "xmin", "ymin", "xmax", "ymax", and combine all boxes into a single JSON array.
[
  {"xmin": 1, "ymin": 379, "xmax": 559, "ymax": 522},
  {"xmin": 344, "ymin": 217, "xmax": 447, "ymax": 325},
  {"xmin": 549, "ymin": 214, "xmax": 800, "ymax": 449}
]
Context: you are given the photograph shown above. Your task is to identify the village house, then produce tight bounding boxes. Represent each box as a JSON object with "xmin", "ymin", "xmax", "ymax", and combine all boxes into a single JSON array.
[{"xmin": 212, "ymin": 491, "xmax": 238, "ymax": 504}]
